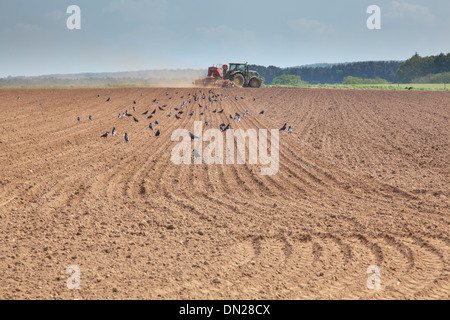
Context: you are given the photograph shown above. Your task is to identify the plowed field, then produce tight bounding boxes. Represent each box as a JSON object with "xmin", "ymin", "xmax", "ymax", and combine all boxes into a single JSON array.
[{"xmin": 0, "ymin": 87, "xmax": 448, "ymax": 299}]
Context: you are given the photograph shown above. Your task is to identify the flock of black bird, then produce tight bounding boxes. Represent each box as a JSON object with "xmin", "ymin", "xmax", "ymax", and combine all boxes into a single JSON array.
[{"xmin": 77, "ymin": 89, "xmax": 293, "ymax": 145}]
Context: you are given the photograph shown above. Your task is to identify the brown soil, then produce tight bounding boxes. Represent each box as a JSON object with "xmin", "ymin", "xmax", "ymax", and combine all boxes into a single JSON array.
[{"xmin": 0, "ymin": 87, "xmax": 448, "ymax": 300}]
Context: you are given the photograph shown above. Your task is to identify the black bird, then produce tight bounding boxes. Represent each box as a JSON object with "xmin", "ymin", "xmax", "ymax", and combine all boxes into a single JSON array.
[
  {"xmin": 167, "ymin": 112, "xmax": 172, "ymax": 117},
  {"xmin": 149, "ymin": 123, "xmax": 154, "ymax": 131},
  {"xmin": 188, "ymin": 132, "xmax": 200, "ymax": 140},
  {"xmin": 112, "ymin": 127, "xmax": 116, "ymax": 136},
  {"xmin": 133, "ymin": 100, "xmax": 136, "ymax": 104},
  {"xmin": 280, "ymin": 123, "xmax": 287, "ymax": 131},
  {"xmin": 101, "ymin": 131, "xmax": 110, "ymax": 138},
  {"xmin": 189, "ymin": 112, "xmax": 194, "ymax": 116},
  {"xmin": 200, "ymin": 112, "xmax": 204, "ymax": 116},
  {"xmin": 159, "ymin": 106, "xmax": 164, "ymax": 111},
  {"xmin": 106, "ymin": 97, "xmax": 110, "ymax": 102},
  {"xmin": 205, "ymin": 121, "xmax": 210, "ymax": 126},
  {"xmin": 155, "ymin": 121, "xmax": 159, "ymax": 125},
  {"xmin": 153, "ymin": 99, "xmax": 157, "ymax": 102},
  {"xmin": 77, "ymin": 117, "xmax": 81, "ymax": 122},
  {"xmin": 175, "ymin": 114, "xmax": 181, "ymax": 119},
  {"xmin": 151, "ymin": 109, "xmax": 156, "ymax": 114},
  {"xmin": 218, "ymin": 109, "xmax": 224, "ymax": 114},
  {"xmin": 147, "ymin": 115, "xmax": 153, "ymax": 119},
  {"xmin": 230, "ymin": 115, "xmax": 233, "ymax": 119},
  {"xmin": 213, "ymin": 109, "xmax": 217, "ymax": 113},
  {"xmin": 155, "ymin": 129, "xmax": 160, "ymax": 137},
  {"xmin": 259, "ymin": 110, "xmax": 264, "ymax": 115},
  {"xmin": 125, "ymin": 133, "xmax": 129, "ymax": 143},
  {"xmin": 126, "ymin": 113, "xmax": 133, "ymax": 117},
  {"xmin": 142, "ymin": 110, "xmax": 149, "ymax": 115},
  {"xmin": 133, "ymin": 117, "xmax": 139, "ymax": 122}
]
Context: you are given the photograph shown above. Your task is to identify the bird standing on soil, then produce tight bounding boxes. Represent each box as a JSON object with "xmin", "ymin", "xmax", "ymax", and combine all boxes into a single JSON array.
[
  {"xmin": 101, "ymin": 131, "xmax": 110, "ymax": 138},
  {"xmin": 280, "ymin": 123, "xmax": 287, "ymax": 131},
  {"xmin": 259, "ymin": 110, "xmax": 264, "ymax": 115},
  {"xmin": 287, "ymin": 126, "xmax": 292, "ymax": 134},
  {"xmin": 149, "ymin": 123, "xmax": 154, "ymax": 131},
  {"xmin": 124, "ymin": 133, "xmax": 129, "ymax": 143},
  {"xmin": 77, "ymin": 117, "xmax": 81, "ymax": 122},
  {"xmin": 106, "ymin": 97, "xmax": 110, "ymax": 102},
  {"xmin": 142, "ymin": 110, "xmax": 148, "ymax": 115},
  {"xmin": 155, "ymin": 129, "xmax": 160, "ymax": 137},
  {"xmin": 112, "ymin": 127, "xmax": 116, "ymax": 136},
  {"xmin": 89, "ymin": 115, "xmax": 92, "ymax": 120},
  {"xmin": 133, "ymin": 117, "xmax": 139, "ymax": 122},
  {"xmin": 193, "ymin": 149, "xmax": 201, "ymax": 158}
]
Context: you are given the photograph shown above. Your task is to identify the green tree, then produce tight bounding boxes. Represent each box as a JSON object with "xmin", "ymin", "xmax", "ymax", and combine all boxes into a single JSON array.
[{"xmin": 271, "ymin": 74, "xmax": 308, "ymax": 86}]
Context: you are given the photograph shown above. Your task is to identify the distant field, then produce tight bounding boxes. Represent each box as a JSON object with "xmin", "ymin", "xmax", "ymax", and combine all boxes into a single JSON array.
[
  {"xmin": 266, "ymin": 83, "xmax": 448, "ymax": 91},
  {"xmin": 313, "ymin": 83, "xmax": 448, "ymax": 91}
]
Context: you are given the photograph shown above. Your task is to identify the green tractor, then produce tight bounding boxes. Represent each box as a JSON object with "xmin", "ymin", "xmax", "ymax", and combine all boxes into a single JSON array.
[{"xmin": 223, "ymin": 62, "xmax": 263, "ymax": 88}]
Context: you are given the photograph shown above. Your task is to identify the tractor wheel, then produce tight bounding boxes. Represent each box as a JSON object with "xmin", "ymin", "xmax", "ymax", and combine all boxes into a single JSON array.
[
  {"xmin": 248, "ymin": 77, "xmax": 262, "ymax": 88},
  {"xmin": 231, "ymin": 73, "xmax": 245, "ymax": 87}
]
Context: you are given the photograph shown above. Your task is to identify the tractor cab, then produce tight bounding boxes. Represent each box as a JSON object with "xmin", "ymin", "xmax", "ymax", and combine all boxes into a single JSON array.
[{"xmin": 229, "ymin": 63, "xmax": 248, "ymax": 73}]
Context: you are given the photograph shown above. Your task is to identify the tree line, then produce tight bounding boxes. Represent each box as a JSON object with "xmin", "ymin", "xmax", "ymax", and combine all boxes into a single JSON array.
[
  {"xmin": 396, "ymin": 53, "xmax": 450, "ymax": 83},
  {"xmin": 251, "ymin": 53, "xmax": 450, "ymax": 85},
  {"xmin": 249, "ymin": 61, "xmax": 402, "ymax": 85}
]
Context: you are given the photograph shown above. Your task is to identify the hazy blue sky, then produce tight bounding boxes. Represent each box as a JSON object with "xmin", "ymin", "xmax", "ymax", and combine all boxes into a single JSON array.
[{"xmin": 1, "ymin": 0, "xmax": 449, "ymax": 77}]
